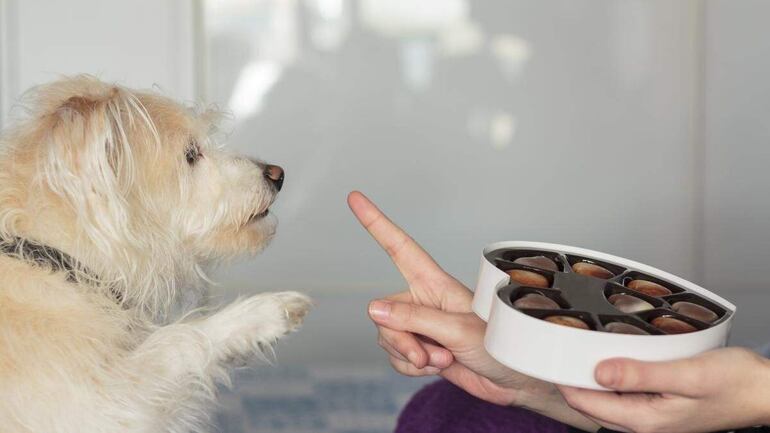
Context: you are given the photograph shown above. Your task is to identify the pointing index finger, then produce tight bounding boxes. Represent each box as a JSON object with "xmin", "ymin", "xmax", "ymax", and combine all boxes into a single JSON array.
[{"xmin": 348, "ymin": 191, "xmax": 444, "ymax": 285}]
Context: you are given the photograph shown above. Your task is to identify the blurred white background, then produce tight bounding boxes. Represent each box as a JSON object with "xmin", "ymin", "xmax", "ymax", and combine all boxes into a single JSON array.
[{"xmin": 1, "ymin": 0, "xmax": 769, "ymax": 428}]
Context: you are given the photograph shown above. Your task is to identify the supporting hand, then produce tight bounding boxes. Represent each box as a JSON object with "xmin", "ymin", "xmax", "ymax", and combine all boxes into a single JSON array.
[{"xmin": 558, "ymin": 347, "xmax": 770, "ymax": 433}]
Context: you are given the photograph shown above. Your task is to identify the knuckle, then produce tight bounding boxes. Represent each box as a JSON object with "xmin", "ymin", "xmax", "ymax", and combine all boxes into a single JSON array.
[
  {"xmin": 618, "ymin": 361, "xmax": 642, "ymax": 389},
  {"xmin": 460, "ymin": 313, "xmax": 484, "ymax": 334},
  {"xmin": 384, "ymin": 233, "xmax": 409, "ymax": 259},
  {"xmin": 445, "ymin": 313, "xmax": 473, "ymax": 338},
  {"xmin": 407, "ymin": 349, "xmax": 424, "ymax": 366},
  {"xmin": 395, "ymin": 302, "xmax": 416, "ymax": 324},
  {"xmin": 392, "ymin": 336, "xmax": 409, "ymax": 353}
]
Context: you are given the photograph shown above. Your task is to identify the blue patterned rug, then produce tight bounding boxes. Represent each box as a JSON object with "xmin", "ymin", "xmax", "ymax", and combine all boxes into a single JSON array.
[{"xmin": 215, "ymin": 365, "xmax": 433, "ymax": 433}]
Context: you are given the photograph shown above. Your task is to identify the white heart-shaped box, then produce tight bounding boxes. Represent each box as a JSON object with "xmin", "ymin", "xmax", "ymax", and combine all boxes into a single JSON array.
[{"xmin": 472, "ymin": 241, "xmax": 736, "ymax": 390}]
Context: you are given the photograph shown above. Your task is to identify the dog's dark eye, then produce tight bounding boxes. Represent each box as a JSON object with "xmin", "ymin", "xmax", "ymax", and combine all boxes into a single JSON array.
[{"xmin": 185, "ymin": 140, "xmax": 202, "ymax": 165}]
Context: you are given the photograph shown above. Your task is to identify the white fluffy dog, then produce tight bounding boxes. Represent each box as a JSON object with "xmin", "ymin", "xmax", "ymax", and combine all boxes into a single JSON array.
[{"xmin": 0, "ymin": 76, "xmax": 311, "ymax": 432}]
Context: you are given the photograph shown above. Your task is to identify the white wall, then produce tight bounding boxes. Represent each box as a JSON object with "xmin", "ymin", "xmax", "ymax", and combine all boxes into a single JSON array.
[
  {"xmin": 702, "ymin": 0, "xmax": 770, "ymax": 347},
  {"xmin": 703, "ymin": 0, "xmax": 770, "ymax": 292},
  {"xmin": 0, "ymin": 0, "xmax": 198, "ymax": 129}
]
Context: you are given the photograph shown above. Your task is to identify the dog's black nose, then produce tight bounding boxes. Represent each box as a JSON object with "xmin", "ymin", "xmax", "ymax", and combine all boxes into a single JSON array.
[{"xmin": 264, "ymin": 164, "xmax": 284, "ymax": 191}]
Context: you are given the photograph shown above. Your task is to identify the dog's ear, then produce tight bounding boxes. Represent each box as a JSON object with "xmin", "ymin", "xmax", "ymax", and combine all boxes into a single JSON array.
[
  {"xmin": 51, "ymin": 91, "xmax": 138, "ymax": 178},
  {"xmin": 59, "ymin": 95, "xmax": 98, "ymax": 114},
  {"xmin": 41, "ymin": 85, "xmax": 158, "ymax": 248}
]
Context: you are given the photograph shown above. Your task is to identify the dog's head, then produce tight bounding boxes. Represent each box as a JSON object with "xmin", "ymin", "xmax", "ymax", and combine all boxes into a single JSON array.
[{"xmin": 0, "ymin": 76, "xmax": 282, "ymax": 309}]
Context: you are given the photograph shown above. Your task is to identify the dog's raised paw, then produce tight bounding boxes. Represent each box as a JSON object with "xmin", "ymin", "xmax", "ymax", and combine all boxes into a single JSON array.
[
  {"xmin": 273, "ymin": 291, "xmax": 312, "ymax": 331},
  {"xmin": 202, "ymin": 291, "xmax": 312, "ymax": 357}
]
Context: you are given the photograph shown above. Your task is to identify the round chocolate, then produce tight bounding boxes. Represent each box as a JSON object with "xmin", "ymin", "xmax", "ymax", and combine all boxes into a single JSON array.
[
  {"xmin": 506, "ymin": 269, "xmax": 549, "ymax": 288},
  {"xmin": 513, "ymin": 256, "xmax": 558, "ymax": 272},
  {"xmin": 672, "ymin": 301, "xmax": 718, "ymax": 323},
  {"xmin": 651, "ymin": 316, "xmax": 697, "ymax": 334},
  {"xmin": 513, "ymin": 293, "xmax": 560, "ymax": 310},
  {"xmin": 572, "ymin": 262, "xmax": 614, "ymax": 279},
  {"xmin": 608, "ymin": 293, "xmax": 654, "ymax": 313},
  {"xmin": 604, "ymin": 322, "xmax": 649, "ymax": 335},
  {"xmin": 627, "ymin": 279, "xmax": 672, "ymax": 297},
  {"xmin": 544, "ymin": 315, "xmax": 590, "ymax": 330}
]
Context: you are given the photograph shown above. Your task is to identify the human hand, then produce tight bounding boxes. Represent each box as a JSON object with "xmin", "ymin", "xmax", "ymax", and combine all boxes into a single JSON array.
[
  {"xmin": 347, "ymin": 191, "xmax": 471, "ymax": 371},
  {"xmin": 558, "ymin": 347, "xmax": 770, "ymax": 433},
  {"xmin": 348, "ymin": 191, "xmax": 596, "ymax": 429}
]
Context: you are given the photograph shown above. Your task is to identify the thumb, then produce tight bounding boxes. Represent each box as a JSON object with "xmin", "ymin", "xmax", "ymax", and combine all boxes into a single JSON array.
[
  {"xmin": 368, "ymin": 300, "xmax": 481, "ymax": 349},
  {"xmin": 595, "ymin": 357, "xmax": 702, "ymax": 396}
]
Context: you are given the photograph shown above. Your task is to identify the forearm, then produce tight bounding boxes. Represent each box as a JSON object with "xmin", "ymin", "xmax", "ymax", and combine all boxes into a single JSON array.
[{"xmin": 518, "ymin": 383, "xmax": 599, "ymax": 432}]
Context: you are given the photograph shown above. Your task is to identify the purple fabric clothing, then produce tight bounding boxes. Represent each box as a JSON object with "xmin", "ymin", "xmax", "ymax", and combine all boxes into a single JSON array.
[{"xmin": 395, "ymin": 379, "xmax": 570, "ymax": 433}]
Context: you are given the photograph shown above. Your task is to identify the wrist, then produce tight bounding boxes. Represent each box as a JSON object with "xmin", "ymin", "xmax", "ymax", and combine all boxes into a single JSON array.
[
  {"xmin": 516, "ymin": 384, "xmax": 600, "ymax": 432},
  {"xmin": 511, "ymin": 380, "xmax": 555, "ymax": 410}
]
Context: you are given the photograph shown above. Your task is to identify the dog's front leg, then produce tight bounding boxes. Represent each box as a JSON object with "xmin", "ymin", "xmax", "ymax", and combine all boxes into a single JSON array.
[
  {"xmin": 125, "ymin": 291, "xmax": 311, "ymax": 432},
  {"xmin": 197, "ymin": 291, "xmax": 312, "ymax": 366}
]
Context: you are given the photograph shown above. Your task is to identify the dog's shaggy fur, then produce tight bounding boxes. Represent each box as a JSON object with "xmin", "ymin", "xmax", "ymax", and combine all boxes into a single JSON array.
[{"xmin": 0, "ymin": 76, "xmax": 311, "ymax": 432}]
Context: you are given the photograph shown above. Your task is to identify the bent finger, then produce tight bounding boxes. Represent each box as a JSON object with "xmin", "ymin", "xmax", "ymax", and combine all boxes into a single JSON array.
[
  {"xmin": 389, "ymin": 355, "xmax": 441, "ymax": 377},
  {"xmin": 378, "ymin": 326, "xmax": 429, "ymax": 368}
]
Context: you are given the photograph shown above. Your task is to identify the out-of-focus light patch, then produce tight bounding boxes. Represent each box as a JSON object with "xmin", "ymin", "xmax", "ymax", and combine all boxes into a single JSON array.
[
  {"xmin": 306, "ymin": 0, "xmax": 350, "ymax": 51},
  {"xmin": 266, "ymin": 0, "xmax": 300, "ymax": 64},
  {"xmin": 490, "ymin": 111, "xmax": 516, "ymax": 150},
  {"xmin": 490, "ymin": 34, "xmax": 532, "ymax": 80},
  {"xmin": 360, "ymin": 0, "xmax": 469, "ymax": 36},
  {"xmin": 208, "ymin": 0, "xmax": 300, "ymax": 119},
  {"xmin": 467, "ymin": 109, "xmax": 488, "ymax": 142},
  {"xmin": 205, "ymin": 0, "xmax": 254, "ymax": 30},
  {"xmin": 400, "ymin": 39, "xmax": 434, "ymax": 91},
  {"xmin": 437, "ymin": 19, "xmax": 484, "ymax": 57},
  {"xmin": 314, "ymin": 0, "xmax": 343, "ymax": 20},
  {"xmin": 467, "ymin": 108, "xmax": 516, "ymax": 150},
  {"xmin": 228, "ymin": 61, "xmax": 283, "ymax": 120}
]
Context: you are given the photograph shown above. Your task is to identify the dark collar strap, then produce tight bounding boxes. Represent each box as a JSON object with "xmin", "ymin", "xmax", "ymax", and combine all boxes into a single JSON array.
[
  {"xmin": 0, "ymin": 236, "xmax": 86, "ymax": 283},
  {"xmin": 0, "ymin": 236, "xmax": 122, "ymax": 303}
]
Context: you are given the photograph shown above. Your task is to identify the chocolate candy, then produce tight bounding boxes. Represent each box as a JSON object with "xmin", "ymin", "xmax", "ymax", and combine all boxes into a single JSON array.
[
  {"xmin": 506, "ymin": 269, "xmax": 549, "ymax": 288},
  {"xmin": 608, "ymin": 294, "xmax": 654, "ymax": 313},
  {"xmin": 513, "ymin": 293, "xmax": 560, "ymax": 310},
  {"xmin": 572, "ymin": 262, "xmax": 614, "ymax": 279},
  {"xmin": 513, "ymin": 256, "xmax": 558, "ymax": 272},
  {"xmin": 627, "ymin": 279, "xmax": 672, "ymax": 297},
  {"xmin": 492, "ymin": 247, "xmax": 730, "ymax": 339},
  {"xmin": 672, "ymin": 301, "xmax": 718, "ymax": 323},
  {"xmin": 651, "ymin": 316, "xmax": 697, "ymax": 334},
  {"xmin": 605, "ymin": 322, "xmax": 649, "ymax": 335},
  {"xmin": 544, "ymin": 315, "xmax": 590, "ymax": 330}
]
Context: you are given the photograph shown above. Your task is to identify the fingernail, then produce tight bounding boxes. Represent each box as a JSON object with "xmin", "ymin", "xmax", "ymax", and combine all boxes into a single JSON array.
[
  {"xmin": 596, "ymin": 361, "xmax": 619, "ymax": 387},
  {"xmin": 424, "ymin": 366, "xmax": 440, "ymax": 374},
  {"xmin": 369, "ymin": 300, "xmax": 392, "ymax": 320}
]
